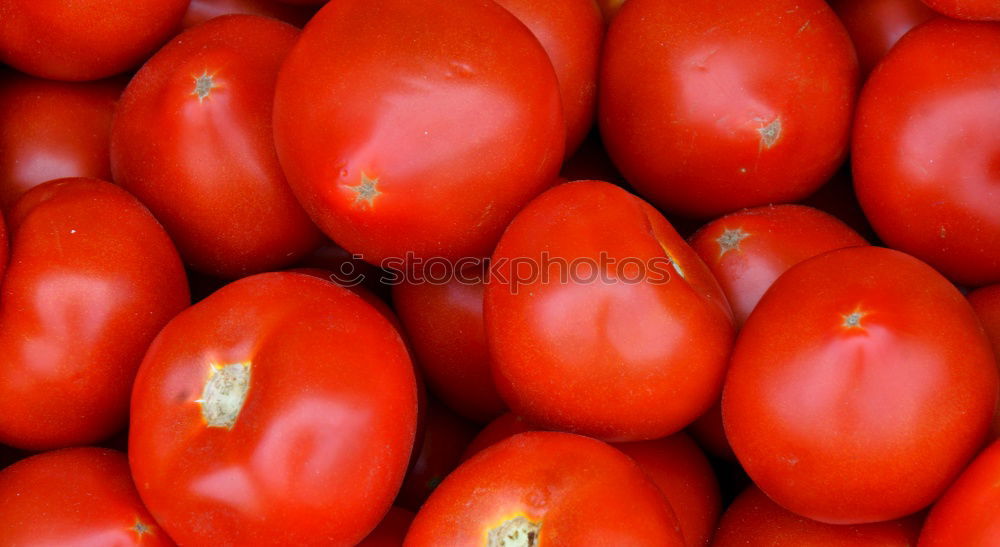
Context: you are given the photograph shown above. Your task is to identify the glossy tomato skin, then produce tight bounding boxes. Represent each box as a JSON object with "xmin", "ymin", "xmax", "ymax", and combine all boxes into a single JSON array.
[
  {"xmin": 724, "ymin": 246, "xmax": 998, "ymax": 524},
  {"xmin": 967, "ymin": 285, "xmax": 1000, "ymax": 440},
  {"xmin": 919, "ymin": 440, "xmax": 1000, "ymax": 545},
  {"xmin": 393, "ymin": 269, "xmax": 507, "ymax": 423},
  {"xmin": 112, "ymin": 15, "xmax": 321, "ymax": 279},
  {"xmin": 0, "ymin": 0, "xmax": 190, "ymax": 81},
  {"xmin": 920, "ymin": 0, "xmax": 1000, "ymax": 20},
  {"xmin": 0, "ymin": 72, "xmax": 123, "ymax": 211},
  {"xmin": 600, "ymin": 0, "xmax": 858, "ymax": 219},
  {"xmin": 0, "ymin": 447, "xmax": 173, "ymax": 546},
  {"xmin": 829, "ymin": 0, "xmax": 936, "ymax": 76},
  {"xmin": 601, "ymin": 0, "xmax": 858, "ymax": 219},
  {"xmin": 181, "ymin": 0, "xmax": 314, "ymax": 29},
  {"xmin": 396, "ymin": 399, "xmax": 478, "ymax": 511},
  {"xmin": 853, "ymin": 19, "xmax": 1000, "ymax": 286},
  {"xmin": 358, "ymin": 507, "xmax": 415, "ymax": 547},
  {"xmin": 690, "ymin": 204, "xmax": 868, "ymax": 327},
  {"xmin": 405, "ymin": 431, "xmax": 685, "ymax": 546},
  {"xmin": 129, "ymin": 272, "xmax": 417, "ymax": 546},
  {"xmin": 0, "ymin": 178, "xmax": 189, "ymax": 451},
  {"xmin": 273, "ymin": 0, "xmax": 564, "ymax": 265},
  {"xmin": 486, "ymin": 180, "xmax": 734, "ymax": 441},
  {"xmin": 714, "ymin": 486, "xmax": 921, "ymax": 546},
  {"xmin": 492, "ymin": 0, "xmax": 603, "ymax": 154}
]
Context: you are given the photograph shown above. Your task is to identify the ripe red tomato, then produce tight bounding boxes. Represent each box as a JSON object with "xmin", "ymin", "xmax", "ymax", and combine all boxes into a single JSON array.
[
  {"xmin": 181, "ymin": 0, "xmax": 315, "ymax": 29},
  {"xmin": 0, "ymin": 447, "xmax": 172, "ymax": 546},
  {"xmin": 358, "ymin": 507, "xmax": 415, "ymax": 547},
  {"xmin": 129, "ymin": 272, "xmax": 417, "ymax": 545},
  {"xmin": 405, "ymin": 431, "xmax": 685, "ymax": 545},
  {"xmin": 968, "ymin": 284, "xmax": 1000, "ymax": 439},
  {"xmin": 724, "ymin": 246, "xmax": 998, "ymax": 524},
  {"xmin": 713, "ymin": 486, "xmax": 921, "ymax": 546},
  {"xmin": 920, "ymin": 0, "xmax": 1000, "ymax": 19},
  {"xmin": 0, "ymin": 178, "xmax": 189, "ymax": 451},
  {"xmin": 853, "ymin": 19, "xmax": 1000, "ymax": 286},
  {"xmin": 829, "ymin": 0, "xmax": 936, "ymax": 76},
  {"xmin": 0, "ymin": 0, "xmax": 189, "ymax": 81},
  {"xmin": 396, "ymin": 399, "xmax": 477, "ymax": 511},
  {"xmin": 492, "ymin": 0, "xmax": 604, "ymax": 154},
  {"xmin": 0, "ymin": 72, "xmax": 123, "ymax": 211},
  {"xmin": 919, "ymin": 440, "xmax": 1000, "ymax": 545},
  {"xmin": 393, "ymin": 268, "xmax": 507, "ymax": 423},
  {"xmin": 112, "ymin": 15, "xmax": 321, "ymax": 279},
  {"xmin": 486, "ymin": 181, "xmax": 734, "ymax": 441},
  {"xmin": 273, "ymin": 0, "xmax": 564, "ymax": 265},
  {"xmin": 600, "ymin": 0, "xmax": 858, "ymax": 218}
]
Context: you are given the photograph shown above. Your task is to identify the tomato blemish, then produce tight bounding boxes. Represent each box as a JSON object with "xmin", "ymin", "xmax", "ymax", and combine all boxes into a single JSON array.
[
  {"xmin": 197, "ymin": 361, "xmax": 251, "ymax": 429},
  {"xmin": 191, "ymin": 70, "xmax": 217, "ymax": 103},
  {"xmin": 488, "ymin": 515, "xmax": 541, "ymax": 547},
  {"xmin": 716, "ymin": 228, "xmax": 749, "ymax": 258},
  {"xmin": 348, "ymin": 173, "xmax": 382, "ymax": 210},
  {"xmin": 757, "ymin": 117, "xmax": 782, "ymax": 149},
  {"xmin": 131, "ymin": 517, "xmax": 152, "ymax": 537},
  {"xmin": 841, "ymin": 310, "xmax": 866, "ymax": 329}
]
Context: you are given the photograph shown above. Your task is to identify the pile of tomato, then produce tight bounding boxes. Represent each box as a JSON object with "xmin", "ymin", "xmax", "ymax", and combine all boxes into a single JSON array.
[{"xmin": 0, "ymin": 0, "xmax": 999, "ymax": 545}]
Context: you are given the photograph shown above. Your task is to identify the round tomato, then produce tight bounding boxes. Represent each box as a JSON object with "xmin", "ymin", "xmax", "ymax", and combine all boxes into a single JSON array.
[
  {"xmin": 359, "ymin": 507, "xmax": 415, "ymax": 547},
  {"xmin": 396, "ymin": 399, "xmax": 477, "ymax": 511},
  {"xmin": 112, "ymin": 15, "xmax": 321, "ymax": 279},
  {"xmin": 920, "ymin": 0, "xmax": 1000, "ymax": 19},
  {"xmin": 919, "ymin": 440, "xmax": 1000, "ymax": 545},
  {"xmin": 0, "ymin": 178, "xmax": 189, "ymax": 451},
  {"xmin": 724, "ymin": 246, "xmax": 998, "ymax": 523},
  {"xmin": 273, "ymin": 0, "xmax": 564, "ymax": 265},
  {"xmin": 0, "ymin": 447, "xmax": 171, "ymax": 546},
  {"xmin": 967, "ymin": 284, "xmax": 1000, "ymax": 439},
  {"xmin": 181, "ymin": 0, "xmax": 315, "ymax": 29},
  {"xmin": 393, "ymin": 267, "xmax": 506, "ymax": 423},
  {"xmin": 405, "ymin": 431, "xmax": 685, "ymax": 545},
  {"xmin": 129, "ymin": 272, "xmax": 417, "ymax": 545},
  {"xmin": 599, "ymin": 0, "xmax": 858, "ymax": 218},
  {"xmin": 0, "ymin": 72, "xmax": 122, "ymax": 211},
  {"xmin": 0, "ymin": 0, "xmax": 189, "ymax": 81},
  {"xmin": 853, "ymin": 19, "xmax": 1000, "ymax": 286},
  {"xmin": 829, "ymin": 0, "xmax": 936, "ymax": 76},
  {"xmin": 713, "ymin": 485, "xmax": 921, "ymax": 546}
]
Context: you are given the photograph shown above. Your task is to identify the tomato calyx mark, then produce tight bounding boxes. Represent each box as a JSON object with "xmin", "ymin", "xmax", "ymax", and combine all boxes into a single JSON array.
[
  {"xmin": 197, "ymin": 362, "xmax": 251, "ymax": 429},
  {"xmin": 131, "ymin": 517, "xmax": 152, "ymax": 537},
  {"xmin": 716, "ymin": 228, "xmax": 749, "ymax": 258},
  {"xmin": 348, "ymin": 173, "xmax": 382, "ymax": 210},
  {"xmin": 488, "ymin": 516, "xmax": 540, "ymax": 547},
  {"xmin": 191, "ymin": 70, "xmax": 217, "ymax": 103},
  {"xmin": 757, "ymin": 117, "xmax": 782, "ymax": 149},
  {"xmin": 842, "ymin": 310, "xmax": 866, "ymax": 329}
]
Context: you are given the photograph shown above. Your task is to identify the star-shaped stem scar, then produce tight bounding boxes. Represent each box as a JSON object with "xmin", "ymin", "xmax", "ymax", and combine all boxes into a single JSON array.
[
  {"xmin": 348, "ymin": 173, "xmax": 382, "ymax": 210},
  {"xmin": 191, "ymin": 70, "xmax": 218, "ymax": 103},
  {"xmin": 716, "ymin": 228, "xmax": 749, "ymax": 258}
]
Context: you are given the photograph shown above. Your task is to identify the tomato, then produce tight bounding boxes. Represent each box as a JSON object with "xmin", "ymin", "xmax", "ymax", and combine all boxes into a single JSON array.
[
  {"xmin": 393, "ymin": 268, "xmax": 506, "ymax": 423},
  {"xmin": 724, "ymin": 246, "xmax": 998, "ymax": 524},
  {"xmin": 713, "ymin": 485, "xmax": 921, "ymax": 546},
  {"xmin": 599, "ymin": 0, "xmax": 858, "ymax": 218},
  {"xmin": 829, "ymin": 0, "xmax": 936, "ymax": 76},
  {"xmin": 111, "ymin": 15, "xmax": 321, "ymax": 279},
  {"xmin": 0, "ymin": 178, "xmax": 189, "ymax": 451},
  {"xmin": 919, "ymin": 440, "xmax": 1000, "ymax": 545},
  {"xmin": 492, "ymin": 0, "xmax": 603, "ymax": 154},
  {"xmin": 920, "ymin": 0, "xmax": 1000, "ymax": 20},
  {"xmin": 0, "ymin": 210, "xmax": 6, "ymax": 280},
  {"xmin": 853, "ymin": 19, "xmax": 1000, "ymax": 286},
  {"xmin": 358, "ymin": 507, "xmax": 415, "ymax": 547},
  {"xmin": 129, "ymin": 272, "xmax": 417, "ymax": 545},
  {"xmin": 405, "ymin": 431, "xmax": 685, "ymax": 546},
  {"xmin": 396, "ymin": 399, "xmax": 478, "ymax": 511},
  {"xmin": 967, "ymin": 285, "xmax": 1000, "ymax": 440},
  {"xmin": 0, "ymin": 447, "xmax": 172, "ymax": 545},
  {"xmin": 273, "ymin": 0, "xmax": 564, "ymax": 265},
  {"xmin": 181, "ymin": 0, "xmax": 315, "ymax": 29},
  {"xmin": 0, "ymin": 0, "xmax": 189, "ymax": 81},
  {"xmin": 486, "ymin": 180, "xmax": 734, "ymax": 441},
  {"xmin": 0, "ymin": 71, "xmax": 123, "ymax": 211}
]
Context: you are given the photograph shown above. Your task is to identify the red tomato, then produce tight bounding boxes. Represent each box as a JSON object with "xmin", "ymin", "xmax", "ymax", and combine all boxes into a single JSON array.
[
  {"xmin": 829, "ymin": 0, "xmax": 936, "ymax": 76},
  {"xmin": 129, "ymin": 272, "xmax": 417, "ymax": 545},
  {"xmin": 919, "ymin": 440, "xmax": 1000, "ymax": 545},
  {"xmin": 853, "ymin": 19, "xmax": 1000, "ymax": 286},
  {"xmin": 0, "ymin": 178, "xmax": 189, "ymax": 451},
  {"xmin": 273, "ymin": 0, "xmax": 564, "ymax": 265},
  {"xmin": 486, "ymin": 181, "xmax": 734, "ymax": 441},
  {"xmin": 405, "ymin": 431, "xmax": 685, "ymax": 546},
  {"xmin": 0, "ymin": 447, "xmax": 172, "ymax": 546},
  {"xmin": 358, "ymin": 507, "xmax": 415, "ymax": 547},
  {"xmin": 393, "ymin": 268, "xmax": 506, "ymax": 423},
  {"xmin": 0, "ymin": 0, "xmax": 189, "ymax": 81},
  {"xmin": 396, "ymin": 399, "xmax": 478, "ymax": 511},
  {"xmin": 181, "ymin": 0, "xmax": 315, "ymax": 29},
  {"xmin": 112, "ymin": 15, "xmax": 321, "ymax": 279},
  {"xmin": 0, "ymin": 72, "xmax": 122, "ymax": 211},
  {"xmin": 690, "ymin": 204, "xmax": 868, "ymax": 327},
  {"xmin": 724, "ymin": 246, "xmax": 998, "ymax": 523},
  {"xmin": 967, "ymin": 285, "xmax": 1000, "ymax": 440},
  {"xmin": 920, "ymin": 0, "xmax": 1000, "ymax": 19},
  {"xmin": 492, "ymin": 0, "xmax": 604, "ymax": 154},
  {"xmin": 599, "ymin": 0, "xmax": 858, "ymax": 218},
  {"xmin": 713, "ymin": 485, "xmax": 921, "ymax": 546}
]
